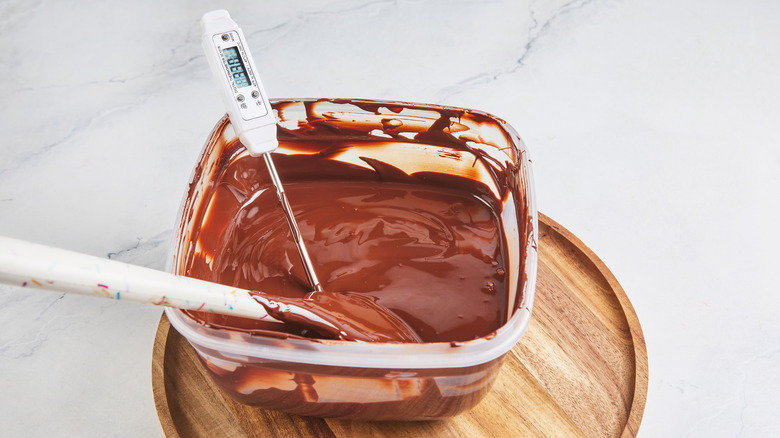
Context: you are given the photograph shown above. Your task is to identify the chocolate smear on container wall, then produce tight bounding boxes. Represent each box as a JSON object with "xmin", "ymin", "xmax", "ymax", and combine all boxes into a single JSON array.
[{"xmin": 168, "ymin": 99, "xmax": 535, "ymax": 420}]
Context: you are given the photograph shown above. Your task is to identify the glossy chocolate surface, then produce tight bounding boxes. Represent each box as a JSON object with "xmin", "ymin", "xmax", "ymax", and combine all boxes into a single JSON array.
[{"xmin": 184, "ymin": 144, "xmax": 510, "ymax": 342}]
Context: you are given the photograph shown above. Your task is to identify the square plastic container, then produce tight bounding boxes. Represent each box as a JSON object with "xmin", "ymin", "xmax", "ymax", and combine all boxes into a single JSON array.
[{"xmin": 165, "ymin": 98, "xmax": 537, "ymax": 420}]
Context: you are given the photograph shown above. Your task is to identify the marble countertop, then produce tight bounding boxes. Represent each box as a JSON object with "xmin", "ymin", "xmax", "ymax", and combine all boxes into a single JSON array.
[{"xmin": 2, "ymin": 0, "xmax": 778, "ymax": 436}]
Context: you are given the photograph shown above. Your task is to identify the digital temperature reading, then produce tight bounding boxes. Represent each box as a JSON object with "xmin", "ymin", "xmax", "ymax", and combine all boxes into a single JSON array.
[{"xmin": 222, "ymin": 47, "xmax": 252, "ymax": 88}]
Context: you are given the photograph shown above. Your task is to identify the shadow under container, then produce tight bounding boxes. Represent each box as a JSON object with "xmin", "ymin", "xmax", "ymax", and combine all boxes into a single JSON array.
[{"xmin": 165, "ymin": 99, "xmax": 538, "ymax": 420}]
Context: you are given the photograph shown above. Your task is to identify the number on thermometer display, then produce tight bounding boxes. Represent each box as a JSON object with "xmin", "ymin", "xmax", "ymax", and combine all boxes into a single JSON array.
[{"xmin": 222, "ymin": 47, "xmax": 252, "ymax": 88}]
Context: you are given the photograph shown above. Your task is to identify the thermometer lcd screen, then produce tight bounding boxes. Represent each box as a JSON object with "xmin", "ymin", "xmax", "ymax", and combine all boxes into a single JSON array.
[{"xmin": 222, "ymin": 47, "xmax": 252, "ymax": 88}]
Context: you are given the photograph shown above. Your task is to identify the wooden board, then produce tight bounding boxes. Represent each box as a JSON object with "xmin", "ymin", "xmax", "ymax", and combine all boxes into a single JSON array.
[{"xmin": 152, "ymin": 213, "xmax": 648, "ymax": 437}]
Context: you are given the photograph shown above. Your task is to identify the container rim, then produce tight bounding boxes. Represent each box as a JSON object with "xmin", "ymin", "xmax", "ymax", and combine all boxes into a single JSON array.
[{"xmin": 165, "ymin": 306, "xmax": 532, "ymax": 368}]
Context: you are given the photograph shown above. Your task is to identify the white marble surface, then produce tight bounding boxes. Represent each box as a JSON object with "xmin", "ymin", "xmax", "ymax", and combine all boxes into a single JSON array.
[{"xmin": 1, "ymin": 0, "xmax": 778, "ymax": 436}]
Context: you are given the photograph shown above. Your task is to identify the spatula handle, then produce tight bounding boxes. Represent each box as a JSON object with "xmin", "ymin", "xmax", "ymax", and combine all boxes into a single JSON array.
[{"xmin": 0, "ymin": 236, "xmax": 278, "ymax": 322}]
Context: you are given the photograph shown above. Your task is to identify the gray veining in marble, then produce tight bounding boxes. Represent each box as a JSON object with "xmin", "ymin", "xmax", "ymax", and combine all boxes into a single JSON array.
[{"xmin": 2, "ymin": 0, "xmax": 779, "ymax": 436}]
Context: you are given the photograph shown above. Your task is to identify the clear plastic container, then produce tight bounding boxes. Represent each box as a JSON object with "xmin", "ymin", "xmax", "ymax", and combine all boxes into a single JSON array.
[{"xmin": 165, "ymin": 98, "xmax": 537, "ymax": 420}]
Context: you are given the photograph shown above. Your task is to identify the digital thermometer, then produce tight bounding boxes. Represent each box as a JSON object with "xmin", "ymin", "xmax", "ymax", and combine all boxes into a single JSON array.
[
  {"xmin": 201, "ymin": 10, "xmax": 277, "ymax": 155},
  {"xmin": 201, "ymin": 10, "xmax": 322, "ymax": 292}
]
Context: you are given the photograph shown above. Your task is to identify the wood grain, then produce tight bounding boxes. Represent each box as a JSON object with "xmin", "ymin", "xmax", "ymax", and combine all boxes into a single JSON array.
[{"xmin": 152, "ymin": 213, "xmax": 648, "ymax": 437}]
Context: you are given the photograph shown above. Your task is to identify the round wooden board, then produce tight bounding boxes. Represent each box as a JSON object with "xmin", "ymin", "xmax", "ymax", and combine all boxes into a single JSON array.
[{"xmin": 152, "ymin": 213, "xmax": 648, "ymax": 437}]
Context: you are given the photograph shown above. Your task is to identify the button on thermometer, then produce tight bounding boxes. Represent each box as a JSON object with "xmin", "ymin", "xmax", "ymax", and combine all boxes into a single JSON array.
[{"xmin": 201, "ymin": 10, "xmax": 322, "ymax": 292}]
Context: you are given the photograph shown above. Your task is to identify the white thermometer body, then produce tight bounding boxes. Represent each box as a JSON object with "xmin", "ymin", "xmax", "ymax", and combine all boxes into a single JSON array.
[
  {"xmin": 201, "ymin": 10, "xmax": 277, "ymax": 155},
  {"xmin": 200, "ymin": 10, "xmax": 323, "ymax": 292}
]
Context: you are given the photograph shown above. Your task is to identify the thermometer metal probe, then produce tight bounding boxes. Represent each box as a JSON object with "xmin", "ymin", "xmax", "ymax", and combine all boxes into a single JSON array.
[{"xmin": 201, "ymin": 10, "xmax": 322, "ymax": 292}]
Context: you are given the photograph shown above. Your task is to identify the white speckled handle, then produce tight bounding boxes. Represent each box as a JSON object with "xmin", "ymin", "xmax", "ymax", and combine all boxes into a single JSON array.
[{"xmin": 0, "ymin": 236, "xmax": 279, "ymax": 323}]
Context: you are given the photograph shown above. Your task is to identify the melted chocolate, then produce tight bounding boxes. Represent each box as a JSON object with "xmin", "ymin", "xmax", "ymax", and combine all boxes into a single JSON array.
[
  {"xmin": 252, "ymin": 291, "xmax": 423, "ymax": 343},
  {"xmin": 184, "ymin": 148, "xmax": 509, "ymax": 342}
]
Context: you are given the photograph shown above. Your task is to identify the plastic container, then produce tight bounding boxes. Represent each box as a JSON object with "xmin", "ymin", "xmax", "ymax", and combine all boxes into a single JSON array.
[{"xmin": 165, "ymin": 98, "xmax": 538, "ymax": 420}]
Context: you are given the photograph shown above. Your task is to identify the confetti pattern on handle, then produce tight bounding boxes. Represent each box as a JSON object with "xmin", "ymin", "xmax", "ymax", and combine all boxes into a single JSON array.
[{"xmin": 0, "ymin": 236, "xmax": 280, "ymax": 323}]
